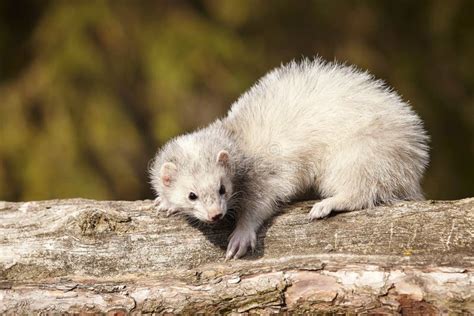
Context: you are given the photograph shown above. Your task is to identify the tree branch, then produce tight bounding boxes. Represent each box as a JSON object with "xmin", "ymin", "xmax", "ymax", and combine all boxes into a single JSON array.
[{"xmin": 0, "ymin": 198, "xmax": 473, "ymax": 313}]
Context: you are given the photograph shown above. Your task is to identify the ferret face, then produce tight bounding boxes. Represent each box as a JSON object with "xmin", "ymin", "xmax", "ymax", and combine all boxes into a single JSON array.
[{"xmin": 155, "ymin": 150, "xmax": 234, "ymax": 224}]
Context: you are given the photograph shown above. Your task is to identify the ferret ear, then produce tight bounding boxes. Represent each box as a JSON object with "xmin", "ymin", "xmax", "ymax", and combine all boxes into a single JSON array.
[
  {"xmin": 216, "ymin": 150, "xmax": 230, "ymax": 166},
  {"xmin": 160, "ymin": 162, "xmax": 177, "ymax": 187}
]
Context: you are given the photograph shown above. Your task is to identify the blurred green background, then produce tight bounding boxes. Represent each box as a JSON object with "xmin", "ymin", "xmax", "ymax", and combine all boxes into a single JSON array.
[{"xmin": 0, "ymin": 0, "xmax": 473, "ymax": 202}]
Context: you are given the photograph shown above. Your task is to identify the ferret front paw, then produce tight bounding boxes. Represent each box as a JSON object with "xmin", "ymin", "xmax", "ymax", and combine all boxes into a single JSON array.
[
  {"xmin": 226, "ymin": 228, "xmax": 257, "ymax": 260},
  {"xmin": 154, "ymin": 197, "xmax": 165, "ymax": 209},
  {"xmin": 309, "ymin": 200, "xmax": 333, "ymax": 220},
  {"xmin": 154, "ymin": 197, "xmax": 177, "ymax": 216}
]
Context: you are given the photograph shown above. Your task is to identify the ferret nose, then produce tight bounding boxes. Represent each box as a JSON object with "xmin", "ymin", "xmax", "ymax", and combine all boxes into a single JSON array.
[
  {"xmin": 208, "ymin": 207, "xmax": 223, "ymax": 222},
  {"xmin": 211, "ymin": 213, "xmax": 223, "ymax": 222}
]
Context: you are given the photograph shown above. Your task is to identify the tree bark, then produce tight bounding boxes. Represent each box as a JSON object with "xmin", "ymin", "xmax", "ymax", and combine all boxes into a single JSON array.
[{"xmin": 0, "ymin": 198, "xmax": 473, "ymax": 314}]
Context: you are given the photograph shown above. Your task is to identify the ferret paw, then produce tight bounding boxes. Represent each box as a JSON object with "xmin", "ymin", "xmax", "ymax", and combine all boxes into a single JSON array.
[
  {"xmin": 154, "ymin": 196, "xmax": 165, "ymax": 210},
  {"xmin": 309, "ymin": 201, "xmax": 333, "ymax": 220},
  {"xmin": 154, "ymin": 197, "xmax": 176, "ymax": 216},
  {"xmin": 226, "ymin": 228, "xmax": 257, "ymax": 260}
]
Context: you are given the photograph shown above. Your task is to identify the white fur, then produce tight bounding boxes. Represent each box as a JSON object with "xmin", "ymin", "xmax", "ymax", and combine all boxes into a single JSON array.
[{"xmin": 150, "ymin": 58, "xmax": 429, "ymax": 259}]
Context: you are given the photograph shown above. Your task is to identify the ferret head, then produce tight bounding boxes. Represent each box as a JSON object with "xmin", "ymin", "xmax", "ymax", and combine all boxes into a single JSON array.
[{"xmin": 151, "ymin": 148, "xmax": 234, "ymax": 224}]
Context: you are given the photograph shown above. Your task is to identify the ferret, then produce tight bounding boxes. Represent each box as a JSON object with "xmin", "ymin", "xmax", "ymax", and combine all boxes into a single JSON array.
[{"xmin": 149, "ymin": 58, "xmax": 429, "ymax": 259}]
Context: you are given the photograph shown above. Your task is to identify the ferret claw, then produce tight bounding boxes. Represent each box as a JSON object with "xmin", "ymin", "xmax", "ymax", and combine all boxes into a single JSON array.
[
  {"xmin": 166, "ymin": 209, "xmax": 178, "ymax": 217},
  {"xmin": 225, "ymin": 251, "xmax": 234, "ymax": 261},
  {"xmin": 225, "ymin": 228, "xmax": 257, "ymax": 260}
]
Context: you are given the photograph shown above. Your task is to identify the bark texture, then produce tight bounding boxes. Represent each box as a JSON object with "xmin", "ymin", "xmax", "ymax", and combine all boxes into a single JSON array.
[{"xmin": 0, "ymin": 198, "xmax": 473, "ymax": 314}]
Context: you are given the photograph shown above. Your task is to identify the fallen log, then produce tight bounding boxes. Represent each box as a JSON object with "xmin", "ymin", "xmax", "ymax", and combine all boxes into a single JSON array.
[{"xmin": 0, "ymin": 198, "xmax": 473, "ymax": 314}]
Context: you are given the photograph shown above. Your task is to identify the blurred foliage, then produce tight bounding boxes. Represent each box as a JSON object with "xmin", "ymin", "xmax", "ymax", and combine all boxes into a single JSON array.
[{"xmin": 0, "ymin": 0, "xmax": 472, "ymax": 201}]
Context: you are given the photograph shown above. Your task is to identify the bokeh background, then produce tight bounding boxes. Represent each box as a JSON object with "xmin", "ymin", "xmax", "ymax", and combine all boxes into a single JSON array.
[{"xmin": 0, "ymin": 0, "xmax": 473, "ymax": 202}]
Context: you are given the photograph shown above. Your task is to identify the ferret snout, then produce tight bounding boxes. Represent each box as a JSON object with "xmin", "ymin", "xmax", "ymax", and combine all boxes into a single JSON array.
[{"xmin": 207, "ymin": 206, "xmax": 224, "ymax": 222}]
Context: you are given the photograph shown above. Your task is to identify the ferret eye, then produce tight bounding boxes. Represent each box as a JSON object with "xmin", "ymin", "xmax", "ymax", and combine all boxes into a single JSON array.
[
  {"xmin": 219, "ymin": 184, "xmax": 226, "ymax": 195},
  {"xmin": 188, "ymin": 192, "xmax": 198, "ymax": 201}
]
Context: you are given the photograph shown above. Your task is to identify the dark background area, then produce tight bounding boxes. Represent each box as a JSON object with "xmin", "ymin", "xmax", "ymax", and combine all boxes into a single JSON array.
[{"xmin": 0, "ymin": 0, "xmax": 472, "ymax": 202}]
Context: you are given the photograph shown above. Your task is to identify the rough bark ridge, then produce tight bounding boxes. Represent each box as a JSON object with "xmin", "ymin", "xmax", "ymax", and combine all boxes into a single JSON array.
[{"xmin": 0, "ymin": 198, "xmax": 473, "ymax": 314}]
